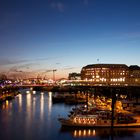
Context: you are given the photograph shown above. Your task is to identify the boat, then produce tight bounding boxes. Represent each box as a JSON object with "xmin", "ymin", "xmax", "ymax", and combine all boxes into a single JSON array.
[
  {"xmin": 58, "ymin": 110, "xmax": 140, "ymax": 128},
  {"xmin": 65, "ymin": 97, "xmax": 86, "ymax": 105},
  {"xmin": 52, "ymin": 92, "xmax": 86, "ymax": 104},
  {"xmin": 52, "ymin": 94, "xmax": 65, "ymax": 103}
]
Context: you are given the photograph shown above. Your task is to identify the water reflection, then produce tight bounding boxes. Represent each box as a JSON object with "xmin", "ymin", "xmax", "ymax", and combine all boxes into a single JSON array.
[
  {"xmin": 33, "ymin": 96, "xmax": 36, "ymax": 116},
  {"xmin": 3, "ymin": 100, "xmax": 9, "ymax": 109},
  {"xmin": 40, "ymin": 91, "xmax": 44, "ymax": 95},
  {"xmin": 1, "ymin": 100, "xmax": 12, "ymax": 110},
  {"xmin": 5, "ymin": 100, "xmax": 9, "ymax": 107},
  {"xmin": 33, "ymin": 90, "xmax": 36, "ymax": 94},
  {"xmin": 40, "ymin": 93, "xmax": 44, "ymax": 120},
  {"xmin": 25, "ymin": 92, "xmax": 33, "ymax": 133},
  {"xmin": 48, "ymin": 92, "xmax": 52, "ymax": 117},
  {"xmin": 26, "ymin": 93, "xmax": 31, "ymax": 109},
  {"xmin": 60, "ymin": 127, "xmax": 140, "ymax": 139},
  {"xmin": 18, "ymin": 94, "xmax": 22, "ymax": 112},
  {"xmin": 1, "ymin": 90, "xmax": 140, "ymax": 140},
  {"xmin": 26, "ymin": 90, "xmax": 30, "ymax": 94},
  {"xmin": 73, "ymin": 129, "xmax": 96, "ymax": 137}
]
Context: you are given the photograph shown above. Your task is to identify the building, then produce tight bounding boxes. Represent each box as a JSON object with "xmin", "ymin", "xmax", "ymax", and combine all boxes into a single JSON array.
[
  {"xmin": 68, "ymin": 73, "xmax": 81, "ymax": 80},
  {"xmin": 81, "ymin": 64, "xmax": 139, "ymax": 86},
  {"xmin": 129, "ymin": 65, "xmax": 140, "ymax": 86}
]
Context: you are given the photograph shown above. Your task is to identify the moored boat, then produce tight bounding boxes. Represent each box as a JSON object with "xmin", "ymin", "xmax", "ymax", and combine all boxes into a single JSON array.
[{"xmin": 58, "ymin": 111, "xmax": 139, "ymax": 128}]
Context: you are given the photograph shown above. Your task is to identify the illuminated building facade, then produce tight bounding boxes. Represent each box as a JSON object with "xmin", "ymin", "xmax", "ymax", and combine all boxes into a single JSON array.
[
  {"xmin": 81, "ymin": 64, "xmax": 134, "ymax": 86},
  {"xmin": 129, "ymin": 65, "xmax": 140, "ymax": 86},
  {"xmin": 68, "ymin": 73, "xmax": 81, "ymax": 80}
]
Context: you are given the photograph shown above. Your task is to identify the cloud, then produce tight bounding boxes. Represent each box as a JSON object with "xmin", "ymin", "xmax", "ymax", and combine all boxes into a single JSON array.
[
  {"xmin": 63, "ymin": 67, "xmax": 75, "ymax": 70},
  {"xmin": 0, "ymin": 59, "xmax": 27, "ymax": 66},
  {"xmin": 50, "ymin": 1, "xmax": 65, "ymax": 12},
  {"xmin": 34, "ymin": 57, "xmax": 57, "ymax": 61},
  {"xmin": 61, "ymin": 66, "xmax": 81, "ymax": 71},
  {"xmin": 0, "ymin": 57, "xmax": 59, "ymax": 66},
  {"xmin": 9, "ymin": 66, "xmax": 18, "ymax": 72},
  {"xmin": 0, "ymin": 56, "xmax": 63, "ymax": 78},
  {"xmin": 16, "ymin": 63, "xmax": 40, "ymax": 70}
]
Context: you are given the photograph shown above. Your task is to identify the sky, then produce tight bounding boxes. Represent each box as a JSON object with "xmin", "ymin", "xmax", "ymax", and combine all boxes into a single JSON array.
[{"xmin": 0, "ymin": 0, "xmax": 140, "ymax": 79}]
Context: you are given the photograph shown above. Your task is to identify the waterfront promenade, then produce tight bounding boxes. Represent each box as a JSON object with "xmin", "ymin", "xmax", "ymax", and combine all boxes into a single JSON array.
[
  {"xmin": 1, "ymin": 83, "xmax": 140, "ymax": 103},
  {"xmin": 0, "ymin": 86, "xmax": 19, "ymax": 103}
]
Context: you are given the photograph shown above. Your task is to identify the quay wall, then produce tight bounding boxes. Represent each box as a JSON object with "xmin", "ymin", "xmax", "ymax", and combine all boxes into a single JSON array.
[
  {"xmin": 0, "ymin": 86, "xmax": 19, "ymax": 103},
  {"xmin": 31, "ymin": 85, "xmax": 140, "ymax": 98}
]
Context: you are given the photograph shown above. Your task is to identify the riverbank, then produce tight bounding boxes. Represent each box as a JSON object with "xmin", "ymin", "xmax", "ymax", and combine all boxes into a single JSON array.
[
  {"xmin": 0, "ymin": 92, "xmax": 19, "ymax": 103},
  {"xmin": 0, "ymin": 86, "xmax": 20, "ymax": 103}
]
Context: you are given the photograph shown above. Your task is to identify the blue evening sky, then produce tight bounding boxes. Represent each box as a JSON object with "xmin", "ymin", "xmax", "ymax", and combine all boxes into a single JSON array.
[{"xmin": 0, "ymin": 0, "xmax": 140, "ymax": 79}]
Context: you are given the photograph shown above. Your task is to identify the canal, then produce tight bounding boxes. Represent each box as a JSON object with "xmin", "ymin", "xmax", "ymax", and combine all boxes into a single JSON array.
[{"xmin": 0, "ymin": 89, "xmax": 140, "ymax": 140}]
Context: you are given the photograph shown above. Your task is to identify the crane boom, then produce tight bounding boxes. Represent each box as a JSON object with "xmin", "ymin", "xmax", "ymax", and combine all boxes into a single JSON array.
[{"xmin": 45, "ymin": 69, "xmax": 57, "ymax": 81}]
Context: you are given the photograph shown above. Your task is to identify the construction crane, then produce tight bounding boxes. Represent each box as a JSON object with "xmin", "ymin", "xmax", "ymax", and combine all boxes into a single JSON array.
[{"xmin": 45, "ymin": 69, "xmax": 57, "ymax": 81}]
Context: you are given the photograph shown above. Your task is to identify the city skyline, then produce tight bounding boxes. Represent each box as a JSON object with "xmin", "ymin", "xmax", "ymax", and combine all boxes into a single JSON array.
[{"xmin": 0, "ymin": 0, "xmax": 140, "ymax": 79}]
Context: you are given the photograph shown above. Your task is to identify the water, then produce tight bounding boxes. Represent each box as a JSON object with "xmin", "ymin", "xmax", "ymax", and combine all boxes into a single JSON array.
[{"xmin": 0, "ymin": 89, "xmax": 140, "ymax": 140}]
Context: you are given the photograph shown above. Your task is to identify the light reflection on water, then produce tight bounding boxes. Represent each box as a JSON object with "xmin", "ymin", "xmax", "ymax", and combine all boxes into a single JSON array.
[
  {"xmin": 48, "ymin": 92, "xmax": 52, "ymax": 118},
  {"xmin": 0, "ymin": 89, "xmax": 140, "ymax": 140},
  {"xmin": 60, "ymin": 127, "xmax": 140, "ymax": 139},
  {"xmin": 2, "ymin": 100, "xmax": 12, "ymax": 110},
  {"xmin": 18, "ymin": 94, "xmax": 22, "ymax": 109},
  {"xmin": 33, "ymin": 96, "xmax": 36, "ymax": 117},
  {"xmin": 73, "ymin": 129, "xmax": 96, "ymax": 137},
  {"xmin": 40, "ymin": 93, "xmax": 44, "ymax": 120}
]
